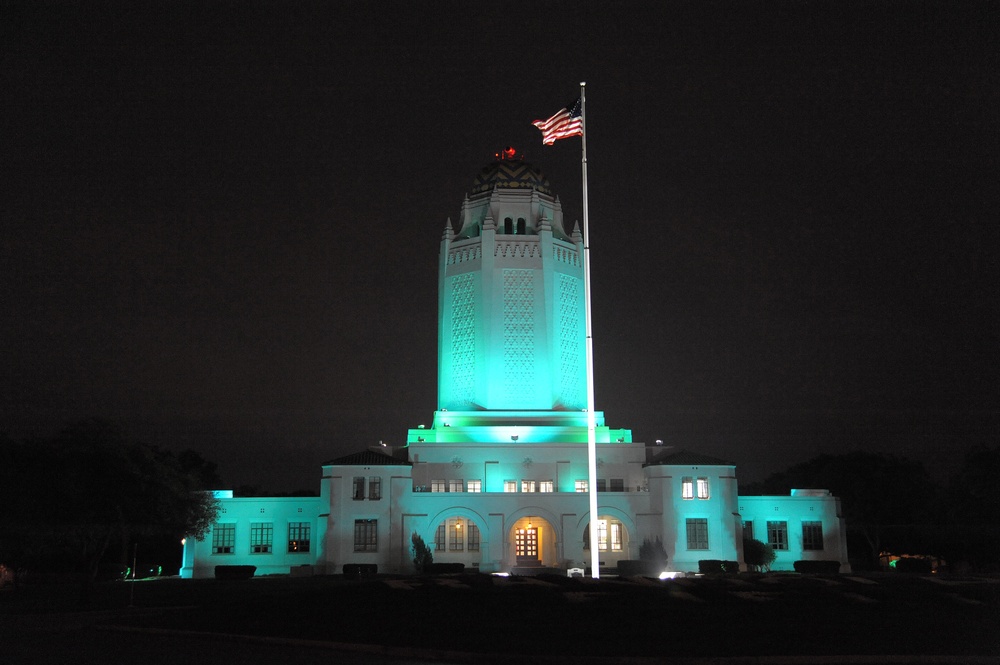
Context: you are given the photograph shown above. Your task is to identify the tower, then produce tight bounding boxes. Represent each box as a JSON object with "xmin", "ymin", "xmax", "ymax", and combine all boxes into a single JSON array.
[{"xmin": 438, "ymin": 148, "xmax": 587, "ymax": 413}]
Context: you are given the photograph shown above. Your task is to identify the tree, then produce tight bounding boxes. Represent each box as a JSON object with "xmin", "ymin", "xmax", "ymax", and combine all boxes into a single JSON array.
[
  {"xmin": 639, "ymin": 537, "xmax": 669, "ymax": 569},
  {"xmin": 411, "ymin": 532, "xmax": 433, "ymax": 572},
  {"xmin": 0, "ymin": 421, "xmax": 219, "ymax": 602},
  {"xmin": 743, "ymin": 538, "xmax": 776, "ymax": 572}
]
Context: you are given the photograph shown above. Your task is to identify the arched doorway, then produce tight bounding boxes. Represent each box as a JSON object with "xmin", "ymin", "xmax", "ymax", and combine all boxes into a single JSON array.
[{"xmin": 509, "ymin": 516, "xmax": 556, "ymax": 568}]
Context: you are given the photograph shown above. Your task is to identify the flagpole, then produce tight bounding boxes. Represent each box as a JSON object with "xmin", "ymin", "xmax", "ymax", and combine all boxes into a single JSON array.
[{"xmin": 579, "ymin": 81, "xmax": 600, "ymax": 579}]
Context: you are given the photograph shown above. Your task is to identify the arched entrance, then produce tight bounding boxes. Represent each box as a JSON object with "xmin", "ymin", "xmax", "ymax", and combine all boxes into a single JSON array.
[{"xmin": 509, "ymin": 516, "xmax": 556, "ymax": 569}]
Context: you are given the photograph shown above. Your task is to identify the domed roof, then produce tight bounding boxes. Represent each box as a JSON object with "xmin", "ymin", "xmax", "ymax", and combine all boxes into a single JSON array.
[{"xmin": 470, "ymin": 148, "xmax": 553, "ymax": 196}]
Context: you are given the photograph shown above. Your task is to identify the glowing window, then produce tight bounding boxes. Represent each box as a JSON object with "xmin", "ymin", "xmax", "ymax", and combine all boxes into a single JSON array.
[
  {"xmin": 539, "ymin": 480, "xmax": 554, "ymax": 493},
  {"xmin": 250, "ymin": 523, "xmax": 273, "ymax": 554},
  {"xmin": 575, "ymin": 480, "xmax": 588, "ymax": 493},
  {"xmin": 467, "ymin": 479, "xmax": 482, "ymax": 492},
  {"xmin": 686, "ymin": 518, "xmax": 709, "ymax": 550},
  {"xmin": 681, "ymin": 477, "xmax": 694, "ymax": 499},
  {"xmin": 609, "ymin": 478, "xmax": 624, "ymax": 492},
  {"xmin": 597, "ymin": 519, "xmax": 608, "ymax": 551},
  {"xmin": 697, "ymin": 477, "xmax": 710, "ymax": 499},
  {"xmin": 449, "ymin": 519, "xmax": 464, "ymax": 551},
  {"xmin": 468, "ymin": 523, "xmax": 480, "ymax": 551},
  {"xmin": 521, "ymin": 480, "xmax": 536, "ymax": 493},
  {"xmin": 449, "ymin": 479, "xmax": 464, "ymax": 493},
  {"xmin": 431, "ymin": 479, "xmax": 447, "ymax": 493},
  {"xmin": 352, "ymin": 477, "xmax": 365, "ymax": 500},
  {"xmin": 610, "ymin": 522, "xmax": 622, "ymax": 551},
  {"xmin": 767, "ymin": 521, "xmax": 788, "ymax": 550},
  {"xmin": 288, "ymin": 522, "xmax": 311, "ymax": 553},
  {"xmin": 353, "ymin": 519, "xmax": 378, "ymax": 552},
  {"xmin": 504, "ymin": 480, "xmax": 517, "ymax": 493},
  {"xmin": 212, "ymin": 524, "xmax": 235, "ymax": 554},
  {"xmin": 368, "ymin": 477, "xmax": 381, "ymax": 501},
  {"xmin": 802, "ymin": 521, "xmax": 824, "ymax": 550}
]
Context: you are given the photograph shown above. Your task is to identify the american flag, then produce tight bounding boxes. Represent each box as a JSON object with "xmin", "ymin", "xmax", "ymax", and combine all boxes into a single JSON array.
[{"xmin": 532, "ymin": 98, "xmax": 583, "ymax": 145}]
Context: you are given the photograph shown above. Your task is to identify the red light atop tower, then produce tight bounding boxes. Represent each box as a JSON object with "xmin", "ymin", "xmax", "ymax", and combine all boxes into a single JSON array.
[{"xmin": 495, "ymin": 146, "xmax": 521, "ymax": 161}]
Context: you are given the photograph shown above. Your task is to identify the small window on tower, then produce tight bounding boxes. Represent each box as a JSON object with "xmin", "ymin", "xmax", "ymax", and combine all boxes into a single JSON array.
[
  {"xmin": 516, "ymin": 218, "xmax": 526, "ymax": 234},
  {"xmin": 504, "ymin": 217, "xmax": 513, "ymax": 234}
]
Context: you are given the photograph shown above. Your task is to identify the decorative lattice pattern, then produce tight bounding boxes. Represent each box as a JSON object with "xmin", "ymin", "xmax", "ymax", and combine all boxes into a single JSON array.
[
  {"xmin": 553, "ymin": 244, "xmax": 581, "ymax": 266},
  {"xmin": 558, "ymin": 274, "xmax": 583, "ymax": 408},
  {"xmin": 503, "ymin": 269, "xmax": 535, "ymax": 400},
  {"xmin": 495, "ymin": 241, "xmax": 540, "ymax": 258},
  {"xmin": 450, "ymin": 273, "xmax": 476, "ymax": 405},
  {"xmin": 448, "ymin": 245, "xmax": 482, "ymax": 265}
]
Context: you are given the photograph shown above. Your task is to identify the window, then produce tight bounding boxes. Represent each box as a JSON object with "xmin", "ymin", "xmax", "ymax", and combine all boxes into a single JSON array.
[
  {"xmin": 610, "ymin": 522, "xmax": 622, "ymax": 551},
  {"xmin": 521, "ymin": 479, "xmax": 536, "ymax": 493},
  {"xmin": 681, "ymin": 477, "xmax": 694, "ymax": 499},
  {"xmin": 697, "ymin": 477, "xmax": 710, "ymax": 499},
  {"xmin": 467, "ymin": 479, "xmax": 482, "ymax": 493},
  {"xmin": 431, "ymin": 479, "xmax": 446, "ymax": 493},
  {"xmin": 288, "ymin": 522, "xmax": 311, "ymax": 553},
  {"xmin": 354, "ymin": 519, "xmax": 378, "ymax": 552},
  {"xmin": 449, "ymin": 520, "xmax": 464, "ymax": 551},
  {"xmin": 368, "ymin": 477, "xmax": 381, "ymax": 501},
  {"xmin": 468, "ymin": 523, "xmax": 480, "ymax": 551},
  {"xmin": 575, "ymin": 480, "xmax": 588, "ymax": 493},
  {"xmin": 596, "ymin": 479, "xmax": 607, "ymax": 492},
  {"xmin": 686, "ymin": 518, "xmax": 709, "ymax": 550},
  {"xmin": 504, "ymin": 480, "xmax": 517, "ymax": 493},
  {"xmin": 250, "ymin": 523, "xmax": 273, "ymax": 554},
  {"xmin": 539, "ymin": 480, "xmax": 554, "ymax": 493},
  {"xmin": 352, "ymin": 476, "xmax": 365, "ymax": 500},
  {"xmin": 516, "ymin": 218, "xmax": 526, "ymax": 234},
  {"xmin": 212, "ymin": 524, "xmax": 235, "ymax": 554},
  {"xmin": 743, "ymin": 520, "xmax": 754, "ymax": 541},
  {"xmin": 435, "ymin": 523, "xmax": 446, "ymax": 552},
  {"xmin": 597, "ymin": 519, "xmax": 608, "ymax": 551},
  {"xmin": 449, "ymin": 479, "xmax": 464, "ymax": 493},
  {"xmin": 504, "ymin": 217, "xmax": 513, "ymax": 234},
  {"xmin": 767, "ymin": 521, "xmax": 788, "ymax": 550},
  {"xmin": 609, "ymin": 478, "xmax": 625, "ymax": 492},
  {"xmin": 802, "ymin": 521, "xmax": 824, "ymax": 550}
]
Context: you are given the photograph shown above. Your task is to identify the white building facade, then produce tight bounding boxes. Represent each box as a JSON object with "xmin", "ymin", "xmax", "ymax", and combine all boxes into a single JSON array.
[{"xmin": 181, "ymin": 151, "xmax": 850, "ymax": 578}]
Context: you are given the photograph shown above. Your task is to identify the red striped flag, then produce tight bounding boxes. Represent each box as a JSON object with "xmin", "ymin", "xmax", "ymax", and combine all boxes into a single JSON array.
[{"xmin": 532, "ymin": 98, "xmax": 583, "ymax": 145}]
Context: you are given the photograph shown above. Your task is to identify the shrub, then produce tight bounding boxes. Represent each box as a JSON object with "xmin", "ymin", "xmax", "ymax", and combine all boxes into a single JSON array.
[
  {"xmin": 411, "ymin": 532, "xmax": 433, "ymax": 572},
  {"xmin": 639, "ymin": 537, "xmax": 669, "ymax": 568},
  {"xmin": 743, "ymin": 539, "xmax": 776, "ymax": 572},
  {"xmin": 214, "ymin": 565, "xmax": 255, "ymax": 580},
  {"xmin": 793, "ymin": 560, "xmax": 841, "ymax": 574}
]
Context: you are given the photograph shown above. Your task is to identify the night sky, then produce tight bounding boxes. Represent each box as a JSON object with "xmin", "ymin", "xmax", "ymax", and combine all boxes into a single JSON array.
[{"xmin": 4, "ymin": 2, "xmax": 997, "ymax": 491}]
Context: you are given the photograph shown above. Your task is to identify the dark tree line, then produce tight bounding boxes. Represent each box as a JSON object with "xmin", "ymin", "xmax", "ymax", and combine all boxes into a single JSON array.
[
  {"xmin": 741, "ymin": 448, "xmax": 1000, "ymax": 571},
  {"xmin": 0, "ymin": 420, "xmax": 220, "ymax": 601}
]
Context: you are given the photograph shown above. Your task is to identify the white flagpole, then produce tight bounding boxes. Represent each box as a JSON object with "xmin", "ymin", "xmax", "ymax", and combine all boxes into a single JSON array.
[{"xmin": 579, "ymin": 81, "xmax": 600, "ymax": 579}]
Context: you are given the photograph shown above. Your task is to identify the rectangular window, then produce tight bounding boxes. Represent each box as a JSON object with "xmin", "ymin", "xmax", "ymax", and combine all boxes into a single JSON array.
[
  {"xmin": 435, "ymin": 523, "xmax": 446, "ymax": 552},
  {"xmin": 353, "ymin": 519, "xmax": 378, "ymax": 552},
  {"xmin": 352, "ymin": 476, "xmax": 365, "ymax": 500},
  {"xmin": 697, "ymin": 477, "xmax": 710, "ymax": 499},
  {"xmin": 686, "ymin": 518, "xmax": 709, "ymax": 550},
  {"xmin": 609, "ymin": 478, "xmax": 625, "ymax": 492},
  {"xmin": 449, "ymin": 520, "xmax": 464, "ymax": 551},
  {"xmin": 467, "ymin": 479, "xmax": 482, "ymax": 493},
  {"xmin": 504, "ymin": 480, "xmax": 517, "ymax": 493},
  {"xmin": 250, "ymin": 522, "xmax": 273, "ymax": 554},
  {"xmin": 449, "ymin": 479, "xmax": 464, "ymax": 493},
  {"xmin": 610, "ymin": 522, "xmax": 622, "ymax": 551},
  {"xmin": 743, "ymin": 520, "xmax": 754, "ymax": 541},
  {"xmin": 288, "ymin": 522, "xmax": 311, "ymax": 553},
  {"xmin": 575, "ymin": 480, "xmax": 588, "ymax": 493},
  {"xmin": 212, "ymin": 524, "xmax": 236, "ymax": 554},
  {"xmin": 431, "ymin": 479, "xmax": 446, "ymax": 493},
  {"xmin": 802, "ymin": 521, "xmax": 824, "ymax": 551},
  {"xmin": 539, "ymin": 480, "xmax": 554, "ymax": 493},
  {"xmin": 767, "ymin": 521, "xmax": 788, "ymax": 550},
  {"xmin": 467, "ymin": 523, "xmax": 480, "ymax": 552},
  {"xmin": 521, "ymin": 479, "xmax": 536, "ymax": 493},
  {"xmin": 368, "ymin": 477, "xmax": 381, "ymax": 501},
  {"xmin": 596, "ymin": 479, "xmax": 607, "ymax": 492},
  {"xmin": 681, "ymin": 477, "xmax": 694, "ymax": 499},
  {"xmin": 597, "ymin": 519, "xmax": 608, "ymax": 551}
]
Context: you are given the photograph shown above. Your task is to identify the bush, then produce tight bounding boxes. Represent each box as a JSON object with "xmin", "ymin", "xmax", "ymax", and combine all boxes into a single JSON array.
[
  {"xmin": 793, "ymin": 560, "xmax": 841, "ymax": 574},
  {"xmin": 743, "ymin": 539, "xmax": 776, "ymax": 572},
  {"xmin": 214, "ymin": 565, "xmax": 256, "ymax": 580},
  {"xmin": 698, "ymin": 560, "xmax": 740, "ymax": 575},
  {"xmin": 411, "ymin": 532, "xmax": 433, "ymax": 572},
  {"xmin": 343, "ymin": 563, "xmax": 378, "ymax": 578},
  {"xmin": 892, "ymin": 557, "xmax": 932, "ymax": 574},
  {"xmin": 639, "ymin": 537, "xmax": 669, "ymax": 569},
  {"xmin": 426, "ymin": 562, "xmax": 464, "ymax": 574}
]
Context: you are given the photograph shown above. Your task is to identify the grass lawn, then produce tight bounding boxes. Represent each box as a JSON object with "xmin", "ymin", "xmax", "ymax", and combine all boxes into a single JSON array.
[{"xmin": 3, "ymin": 572, "xmax": 999, "ymax": 659}]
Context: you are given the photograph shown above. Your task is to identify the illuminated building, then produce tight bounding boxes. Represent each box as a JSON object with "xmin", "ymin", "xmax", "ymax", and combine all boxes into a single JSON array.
[{"xmin": 181, "ymin": 150, "xmax": 850, "ymax": 578}]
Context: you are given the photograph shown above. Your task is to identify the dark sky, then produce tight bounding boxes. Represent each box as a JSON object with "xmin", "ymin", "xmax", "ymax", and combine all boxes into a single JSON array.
[{"xmin": 4, "ymin": 2, "xmax": 998, "ymax": 491}]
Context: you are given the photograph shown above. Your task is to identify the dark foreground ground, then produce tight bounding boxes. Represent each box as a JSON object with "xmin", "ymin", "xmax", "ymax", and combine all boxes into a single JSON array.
[{"xmin": 3, "ymin": 572, "xmax": 999, "ymax": 663}]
